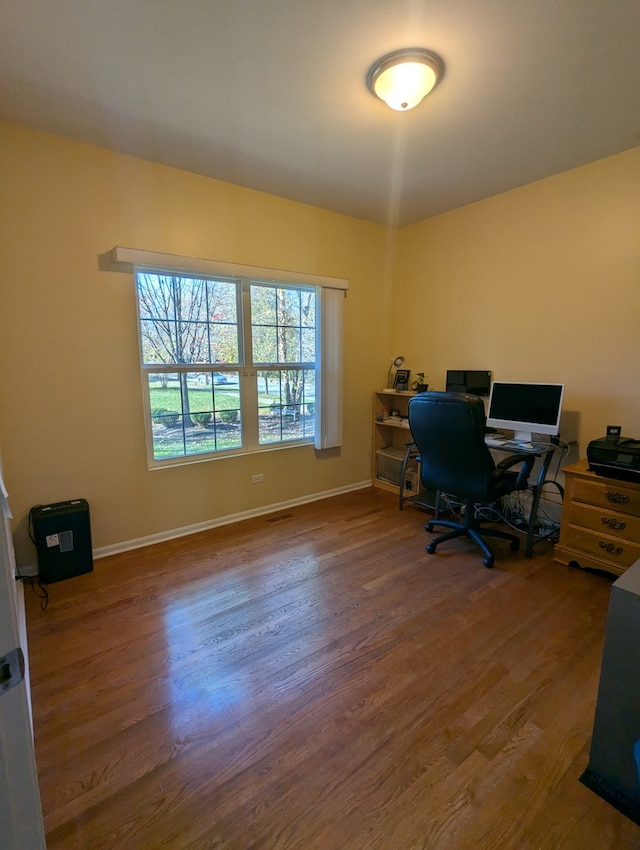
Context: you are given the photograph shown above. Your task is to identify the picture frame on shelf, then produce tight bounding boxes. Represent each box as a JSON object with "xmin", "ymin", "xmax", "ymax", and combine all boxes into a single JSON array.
[{"xmin": 393, "ymin": 369, "xmax": 410, "ymax": 392}]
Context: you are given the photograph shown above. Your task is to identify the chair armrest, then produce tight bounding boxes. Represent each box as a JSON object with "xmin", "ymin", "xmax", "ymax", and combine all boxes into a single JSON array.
[{"xmin": 495, "ymin": 452, "xmax": 536, "ymax": 489}]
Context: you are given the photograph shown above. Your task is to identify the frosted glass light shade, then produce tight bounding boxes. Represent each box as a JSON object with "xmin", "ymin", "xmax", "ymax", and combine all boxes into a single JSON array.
[{"xmin": 367, "ymin": 49, "xmax": 443, "ymax": 111}]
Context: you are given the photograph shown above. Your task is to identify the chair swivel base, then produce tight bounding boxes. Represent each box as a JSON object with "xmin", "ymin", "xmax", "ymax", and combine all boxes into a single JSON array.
[{"xmin": 425, "ymin": 516, "xmax": 520, "ymax": 569}]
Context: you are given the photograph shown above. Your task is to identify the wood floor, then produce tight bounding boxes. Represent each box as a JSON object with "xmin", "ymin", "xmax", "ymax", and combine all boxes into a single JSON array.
[{"xmin": 25, "ymin": 487, "xmax": 640, "ymax": 849}]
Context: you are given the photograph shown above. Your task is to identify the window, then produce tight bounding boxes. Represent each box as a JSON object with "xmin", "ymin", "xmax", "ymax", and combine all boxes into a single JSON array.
[{"xmin": 130, "ymin": 255, "xmax": 344, "ymax": 467}]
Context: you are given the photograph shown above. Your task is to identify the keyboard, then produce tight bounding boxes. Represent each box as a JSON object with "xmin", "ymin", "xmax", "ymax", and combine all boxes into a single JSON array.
[
  {"xmin": 484, "ymin": 436, "xmax": 507, "ymax": 448},
  {"xmin": 485, "ymin": 436, "xmax": 547, "ymax": 452},
  {"xmin": 501, "ymin": 440, "xmax": 547, "ymax": 452}
]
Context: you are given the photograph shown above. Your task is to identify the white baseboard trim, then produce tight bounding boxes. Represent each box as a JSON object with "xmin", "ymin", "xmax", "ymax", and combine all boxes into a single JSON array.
[{"xmin": 93, "ymin": 480, "xmax": 373, "ymax": 561}]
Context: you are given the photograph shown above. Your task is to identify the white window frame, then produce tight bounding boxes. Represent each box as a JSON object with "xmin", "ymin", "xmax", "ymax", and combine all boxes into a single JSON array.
[{"xmin": 106, "ymin": 247, "xmax": 347, "ymax": 468}]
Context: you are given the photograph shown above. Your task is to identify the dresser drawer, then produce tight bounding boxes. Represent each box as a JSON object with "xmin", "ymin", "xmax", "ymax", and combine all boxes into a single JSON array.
[
  {"xmin": 571, "ymin": 477, "xmax": 640, "ymax": 515},
  {"xmin": 566, "ymin": 502, "xmax": 640, "ymax": 543},
  {"xmin": 563, "ymin": 524, "xmax": 640, "ymax": 570}
]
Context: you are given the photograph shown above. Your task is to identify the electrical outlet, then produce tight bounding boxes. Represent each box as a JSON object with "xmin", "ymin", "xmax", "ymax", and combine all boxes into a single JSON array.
[{"xmin": 251, "ymin": 473, "xmax": 264, "ymax": 484}]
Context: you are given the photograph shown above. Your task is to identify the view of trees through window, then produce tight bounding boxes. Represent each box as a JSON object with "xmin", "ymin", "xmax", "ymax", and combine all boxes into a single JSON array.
[{"xmin": 136, "ymin": 271, "xmax": 316, "ymax": 462}]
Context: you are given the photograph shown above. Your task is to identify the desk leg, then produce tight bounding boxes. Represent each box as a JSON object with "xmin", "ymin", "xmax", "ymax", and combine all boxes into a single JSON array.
[
  {"xmin": 525, "ymin": 449, "xmax": 559, "ymax": 557},
  {"xmin": 399, "ymin": 443, "xmax": 417, "ymax": 511}
]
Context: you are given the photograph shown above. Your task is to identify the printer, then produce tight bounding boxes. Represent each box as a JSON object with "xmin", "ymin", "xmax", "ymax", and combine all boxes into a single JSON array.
[{"xmin": 587, "ymin": 436, "xmax": 640, "ymax": 483}]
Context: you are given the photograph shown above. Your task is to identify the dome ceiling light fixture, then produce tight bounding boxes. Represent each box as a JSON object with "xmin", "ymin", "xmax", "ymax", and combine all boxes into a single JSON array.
[{"xmin": 366, "ymin": 48, "xmax": 444, "ymax": 112}]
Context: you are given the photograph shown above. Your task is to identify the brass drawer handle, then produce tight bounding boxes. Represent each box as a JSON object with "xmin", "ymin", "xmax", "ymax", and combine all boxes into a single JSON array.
[
  {"xmin": 605, "ymin": 491, "xmax": 629, "ymax": 504},
  {"xmin": 599, "ymin": 541, "xmax": 623, "ymax": 556},
  {"xmin": 601, "ymin": 517, "xmax": 626, "ymax": 530}
]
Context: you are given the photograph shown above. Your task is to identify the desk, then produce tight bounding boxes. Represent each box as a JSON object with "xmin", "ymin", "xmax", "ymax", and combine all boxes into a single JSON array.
[
  {"xmin": 400, "ymin": 439, "xmax": 561, "ymax": 558},
  {"xmin": 491, "ymin": 441, "xmax": 561, "ymax": 558}
]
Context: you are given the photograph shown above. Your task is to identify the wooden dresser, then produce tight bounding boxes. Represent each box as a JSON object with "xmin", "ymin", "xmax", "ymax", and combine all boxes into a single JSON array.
[{"xmin": 554, "ymin": 459, "xmax": 640, "ymax": 576}]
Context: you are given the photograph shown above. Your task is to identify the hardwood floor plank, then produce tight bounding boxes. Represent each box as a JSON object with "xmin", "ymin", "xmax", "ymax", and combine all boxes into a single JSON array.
[{"xmin": 25, "ymin": 488, "xmax": 640, "ymax": 848}]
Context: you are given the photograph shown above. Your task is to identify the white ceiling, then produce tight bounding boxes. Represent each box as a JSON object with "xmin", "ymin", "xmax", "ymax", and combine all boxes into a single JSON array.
[{"xmin": 2, "ymin": 0, "xmax": 640, "ymax": 226}]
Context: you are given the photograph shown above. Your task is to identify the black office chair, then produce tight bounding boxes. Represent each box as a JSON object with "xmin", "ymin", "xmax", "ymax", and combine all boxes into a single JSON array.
[{"xmin": 408, "ymin": 391, "xmax": 536, "ymax": 568}]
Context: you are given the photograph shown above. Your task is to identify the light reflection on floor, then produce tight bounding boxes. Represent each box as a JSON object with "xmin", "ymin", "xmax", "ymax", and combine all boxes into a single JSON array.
[{"xmin": 162, "ymin": 553, "xmax": 323, "ymax": 735}]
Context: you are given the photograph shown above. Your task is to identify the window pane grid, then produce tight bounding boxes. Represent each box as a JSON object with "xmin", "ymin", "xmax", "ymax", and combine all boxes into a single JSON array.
[
  {"xmin": 147, "ymin": 371, "xmax": 242, "ymax": 460},
  {"xmin": 257, "ymin": 368, "xmax": 315, "ymax": 445},
  {"xmin": 138, "ymin": 273, "xmax": 240, "ymax": 366},
  {"xmin": 250, "ymin": 284, "xmax": 316, "ymax": 367}
]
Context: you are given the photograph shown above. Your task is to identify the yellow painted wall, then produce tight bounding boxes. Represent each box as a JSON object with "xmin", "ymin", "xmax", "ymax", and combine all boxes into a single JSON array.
[
  {"xmin": 2, "ymin": 119, "xmax": 639, "ymax": 567},
  {"xmin": 0, "ymin": 121, "xmax": 393, "ymax": 565},
  {"xmin": 394, "ymin": 148, "xmax": 640, "ymax": 449}
]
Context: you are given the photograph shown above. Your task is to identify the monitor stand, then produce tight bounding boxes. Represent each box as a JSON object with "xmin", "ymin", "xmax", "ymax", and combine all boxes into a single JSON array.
[{"xmin": 513, "ymin": 430, "xmax": 533, "ymax": 444}]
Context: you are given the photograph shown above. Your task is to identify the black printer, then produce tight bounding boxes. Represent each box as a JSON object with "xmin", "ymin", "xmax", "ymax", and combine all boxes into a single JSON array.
[{"xmin": 587, "ymin": 436, "xmax": 640, "ymax": 483}]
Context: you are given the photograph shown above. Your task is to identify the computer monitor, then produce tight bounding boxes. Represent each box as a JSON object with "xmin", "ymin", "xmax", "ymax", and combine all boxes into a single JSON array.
[
  {"xmin": 486, "ymin": 381, "xmax": 565, "ymax": 443},
  {"xmin": 445, "ymin": 370, "xmax": 492, "ymax": 397}
]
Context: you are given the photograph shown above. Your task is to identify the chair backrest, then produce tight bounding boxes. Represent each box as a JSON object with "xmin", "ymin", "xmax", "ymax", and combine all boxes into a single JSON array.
[{"xmin": 408, "ymin": 391, "xmax": 496, "ymax": 502}]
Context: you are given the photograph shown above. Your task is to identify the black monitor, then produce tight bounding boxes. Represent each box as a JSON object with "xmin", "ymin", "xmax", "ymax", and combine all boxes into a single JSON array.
[
  {"xmin": 486, "ymin": 381, "xmax": 565, "ymax": 443},
  {"xmin": 445, "ymin": 370, "xmax": 492, "ymax": 397}
]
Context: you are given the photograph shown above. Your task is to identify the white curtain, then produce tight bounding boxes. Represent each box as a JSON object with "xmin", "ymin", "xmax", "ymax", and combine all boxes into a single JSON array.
[{"xmin": 315, "ymin": 286, "xmax": 344, "ymax": 450}]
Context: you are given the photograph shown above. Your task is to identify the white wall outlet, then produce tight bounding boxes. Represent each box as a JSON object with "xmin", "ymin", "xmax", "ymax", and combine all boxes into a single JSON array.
[{"xmin": 251, "ymin": 473, "xmax": 264, "ymax": 484}]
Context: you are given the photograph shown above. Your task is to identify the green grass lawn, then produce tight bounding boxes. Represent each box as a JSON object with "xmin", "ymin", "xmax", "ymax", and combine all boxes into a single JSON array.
[
  {"xmin": 149, "ymin": 386, "xmax": 243, "ymax": 413},
  {"xmin": 148, "ymin": 383, "xmax": 314, "ymax": 460}
]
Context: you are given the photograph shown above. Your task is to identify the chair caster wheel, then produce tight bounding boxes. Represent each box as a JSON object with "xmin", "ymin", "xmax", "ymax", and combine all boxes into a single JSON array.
[
  {"xmin": 483, "ymin": 555, "xmax": 495, "ymax": 568},
  {"xmin": 426, "ymin": 542, "xmax": 437, "ymax": 554},
  {"xmin": 426, "ymin": 522, "xmax": 435, "ymax": 532},
  {"xmin": 510, "ymin": 539, "xmax": 520, "ymax": 551}
]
